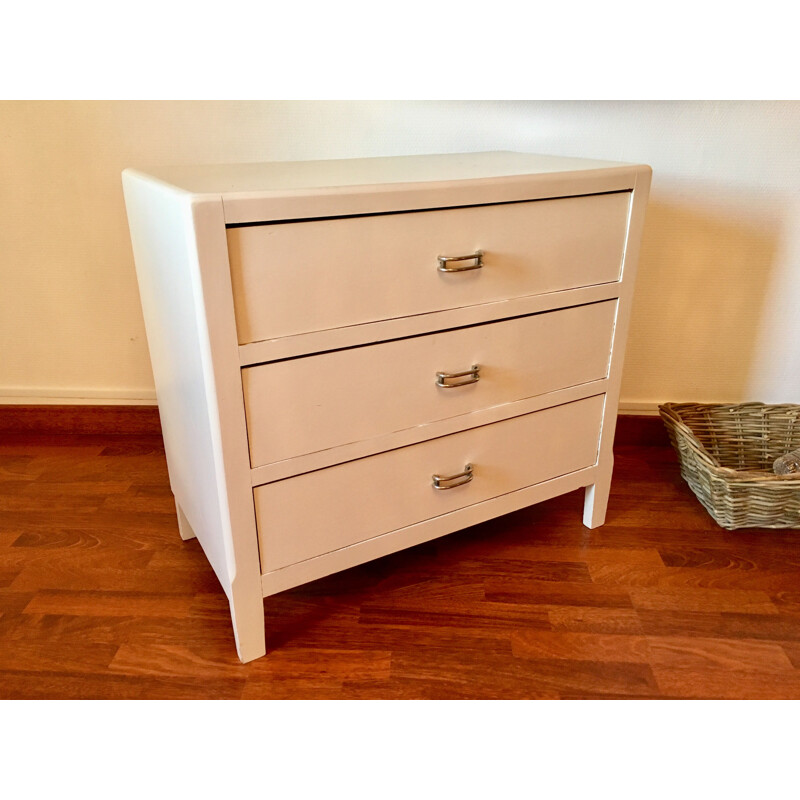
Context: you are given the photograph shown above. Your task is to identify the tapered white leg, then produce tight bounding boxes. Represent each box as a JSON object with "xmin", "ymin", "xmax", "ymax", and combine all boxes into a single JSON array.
[
  {"xmin": 175, "ymin": 501, "xmax": 197, "ymax": 541},
  {"xmin": 229, "ymin": 585, "xmax": 266, "ymax": 662},
  {"xmin": 176, "ymin": 500, "xmax": 264, "ymax": 661},
  {"xmin": 583, "ymin": 461, "xmax": 613, "ymax": 529}
]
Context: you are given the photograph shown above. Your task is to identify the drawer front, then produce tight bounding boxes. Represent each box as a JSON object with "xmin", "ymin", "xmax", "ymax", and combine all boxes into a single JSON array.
[
  {"xmin": 227, "ymin": 192, "xmax": 630, "ymax": 344},
  {"xmin": 254, "ymin": 394, "xmax": 604, "ymax": 572},
  {"xmin": 243, "ymin": 300, "xmax": 616, "ymax": 467}
]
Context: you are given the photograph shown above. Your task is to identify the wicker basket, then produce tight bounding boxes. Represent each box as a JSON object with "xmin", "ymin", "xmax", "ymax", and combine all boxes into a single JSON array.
[{"xmin": 658, "ymin": 402, "xmax": 800, "ymax": 529}]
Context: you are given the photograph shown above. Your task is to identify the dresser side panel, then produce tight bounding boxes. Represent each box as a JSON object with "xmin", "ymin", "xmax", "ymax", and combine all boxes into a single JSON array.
[{"xmin": 122, "ymin": 172, "xmax": 233, "ymax": 590}]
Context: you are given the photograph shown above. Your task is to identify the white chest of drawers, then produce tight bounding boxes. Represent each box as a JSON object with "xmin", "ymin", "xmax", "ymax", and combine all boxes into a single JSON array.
[{"xmin": 122, "ymin": 151, "xmax": 651, "ymax": 662}]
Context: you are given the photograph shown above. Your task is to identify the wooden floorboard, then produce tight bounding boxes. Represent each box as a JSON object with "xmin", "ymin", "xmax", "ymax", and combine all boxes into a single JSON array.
[{"xmin": 2, "ymin": 416, "xmax": 800, "ymax": 699}]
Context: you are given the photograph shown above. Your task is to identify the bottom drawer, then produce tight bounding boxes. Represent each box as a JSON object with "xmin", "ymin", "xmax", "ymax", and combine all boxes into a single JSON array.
[{"xmin": 254, "ymin": 394, "xmax": 605, "ymax": 572}]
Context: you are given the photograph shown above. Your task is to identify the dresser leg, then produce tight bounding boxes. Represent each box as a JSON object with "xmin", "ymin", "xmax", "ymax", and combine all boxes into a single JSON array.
[
  {"xmin": 175, "ymin": 501, "xmax": 197, "ymax": 541},
  {"xmin": 229, "ymin": 587, "xmax": 267, "ymax": 663},
  {"xmin": 583, "ymin": 467, "xmax": 612, "ymax": 529},
  {"xmin": 174, "ymin": 497, "xmax": 265, "ymax": 660}
]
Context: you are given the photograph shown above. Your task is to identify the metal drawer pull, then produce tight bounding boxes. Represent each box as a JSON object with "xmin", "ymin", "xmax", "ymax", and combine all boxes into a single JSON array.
[
  {"xmin": 437, "ymin": 250, "xmax": 483, "ymax": 272},
  {"xmin": 432, "ymin": 463, "xmax": 474, "ymax": 490},
  {"xmin": 436, "ymin": 364, "xmax": 480, "ymax": 389}
]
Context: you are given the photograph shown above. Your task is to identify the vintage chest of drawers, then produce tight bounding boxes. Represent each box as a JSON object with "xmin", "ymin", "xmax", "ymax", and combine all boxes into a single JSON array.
[{"xmin": 122, "ymin": 151, "xmax": 651, "ymax": 662}]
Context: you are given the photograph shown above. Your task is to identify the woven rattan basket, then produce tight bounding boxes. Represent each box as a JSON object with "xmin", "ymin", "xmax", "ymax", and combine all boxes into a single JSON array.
[{"xmin": 658, "ymin": 402, "xmax": 800, "ymax": 529}]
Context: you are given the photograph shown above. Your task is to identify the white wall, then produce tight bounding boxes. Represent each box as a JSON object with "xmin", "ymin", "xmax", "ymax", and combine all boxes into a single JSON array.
[{"xmin": 2, "ymin": 101, "xmax": 798, "ymax": 409}]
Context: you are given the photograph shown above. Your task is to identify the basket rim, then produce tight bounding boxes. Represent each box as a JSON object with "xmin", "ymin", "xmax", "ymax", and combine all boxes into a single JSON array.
[{"xmin": 658, "ymin": 401, "xmax": 800, "ymax": 484}]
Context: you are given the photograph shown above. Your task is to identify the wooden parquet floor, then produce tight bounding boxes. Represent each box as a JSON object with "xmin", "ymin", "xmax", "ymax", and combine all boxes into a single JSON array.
[{"xmin": 2, "ymin": 424, "xmax": 800, "ymax": 699}]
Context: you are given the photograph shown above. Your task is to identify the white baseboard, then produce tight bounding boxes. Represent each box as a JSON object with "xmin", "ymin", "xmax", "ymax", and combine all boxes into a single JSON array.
[
  {"xmin": 0, "ymin": 387, "xmax": 659, "ymax": 416},
  {"xmin": 0, "ymin": 388, "xmax": 158, "ymax": 405},
  {"xmin": 0, "ymin": 390, "xmax": 662, "ymax": 415},
  {"xmin": 617, "ymin": 402, "xmax": 661, "ymax": 416}
]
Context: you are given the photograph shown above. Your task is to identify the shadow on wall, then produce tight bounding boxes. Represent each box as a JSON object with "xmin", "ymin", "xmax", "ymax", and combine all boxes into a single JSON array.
[{"xmin": 621, "ymin": 197, "xmax": 780, "ymax": 405}]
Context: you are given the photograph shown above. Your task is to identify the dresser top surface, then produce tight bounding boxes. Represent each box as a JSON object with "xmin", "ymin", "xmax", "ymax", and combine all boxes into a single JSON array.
[{"xmin": 124, "ymin": 151, "xmax": 645, "ymax": 197}]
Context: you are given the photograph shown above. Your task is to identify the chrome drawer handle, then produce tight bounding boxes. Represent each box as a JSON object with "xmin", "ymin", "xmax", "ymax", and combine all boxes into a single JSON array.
[
  {"xmin": 437, "ymin": 250, "xmax": 483, "ymax": 272},
  {"xmin": 432, "ymin": 463, "xmax": 473, "ymax": 490},
  {"xmin": 436, "ymin": 364, "xmax": 480, "ymax": 389}
]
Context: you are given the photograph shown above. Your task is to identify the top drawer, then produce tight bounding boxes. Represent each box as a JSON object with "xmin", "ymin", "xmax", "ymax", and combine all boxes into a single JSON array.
[{"xmin": 227, "ymin": 191, "xmax": 631, "ymax": 345}]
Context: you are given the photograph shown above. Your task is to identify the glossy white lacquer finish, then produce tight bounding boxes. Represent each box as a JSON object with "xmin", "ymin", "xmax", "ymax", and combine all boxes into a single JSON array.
[
  {"xmin": 122, "ymin": 188, "xmax": 265, "ymax": 662},
  {"xmin": 227, "ymin": 192, "xmax": 630, "ymax": 343},
  {"xmin": 123, "ymin": 151, "xmax": 651, "ymax": 662},
  {"xmin": 243, "ymin": 300, "xmax": 617, "ymax": 467},
  {"xmin": 255, "ymin": 394, "xmax": 605, "ymax": 572}
]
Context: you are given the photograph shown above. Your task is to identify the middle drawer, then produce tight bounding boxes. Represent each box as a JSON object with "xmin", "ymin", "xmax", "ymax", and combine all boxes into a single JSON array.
[{"xmin": 243, "ymin": 300, "xmax": 616, "ymax": 467}]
